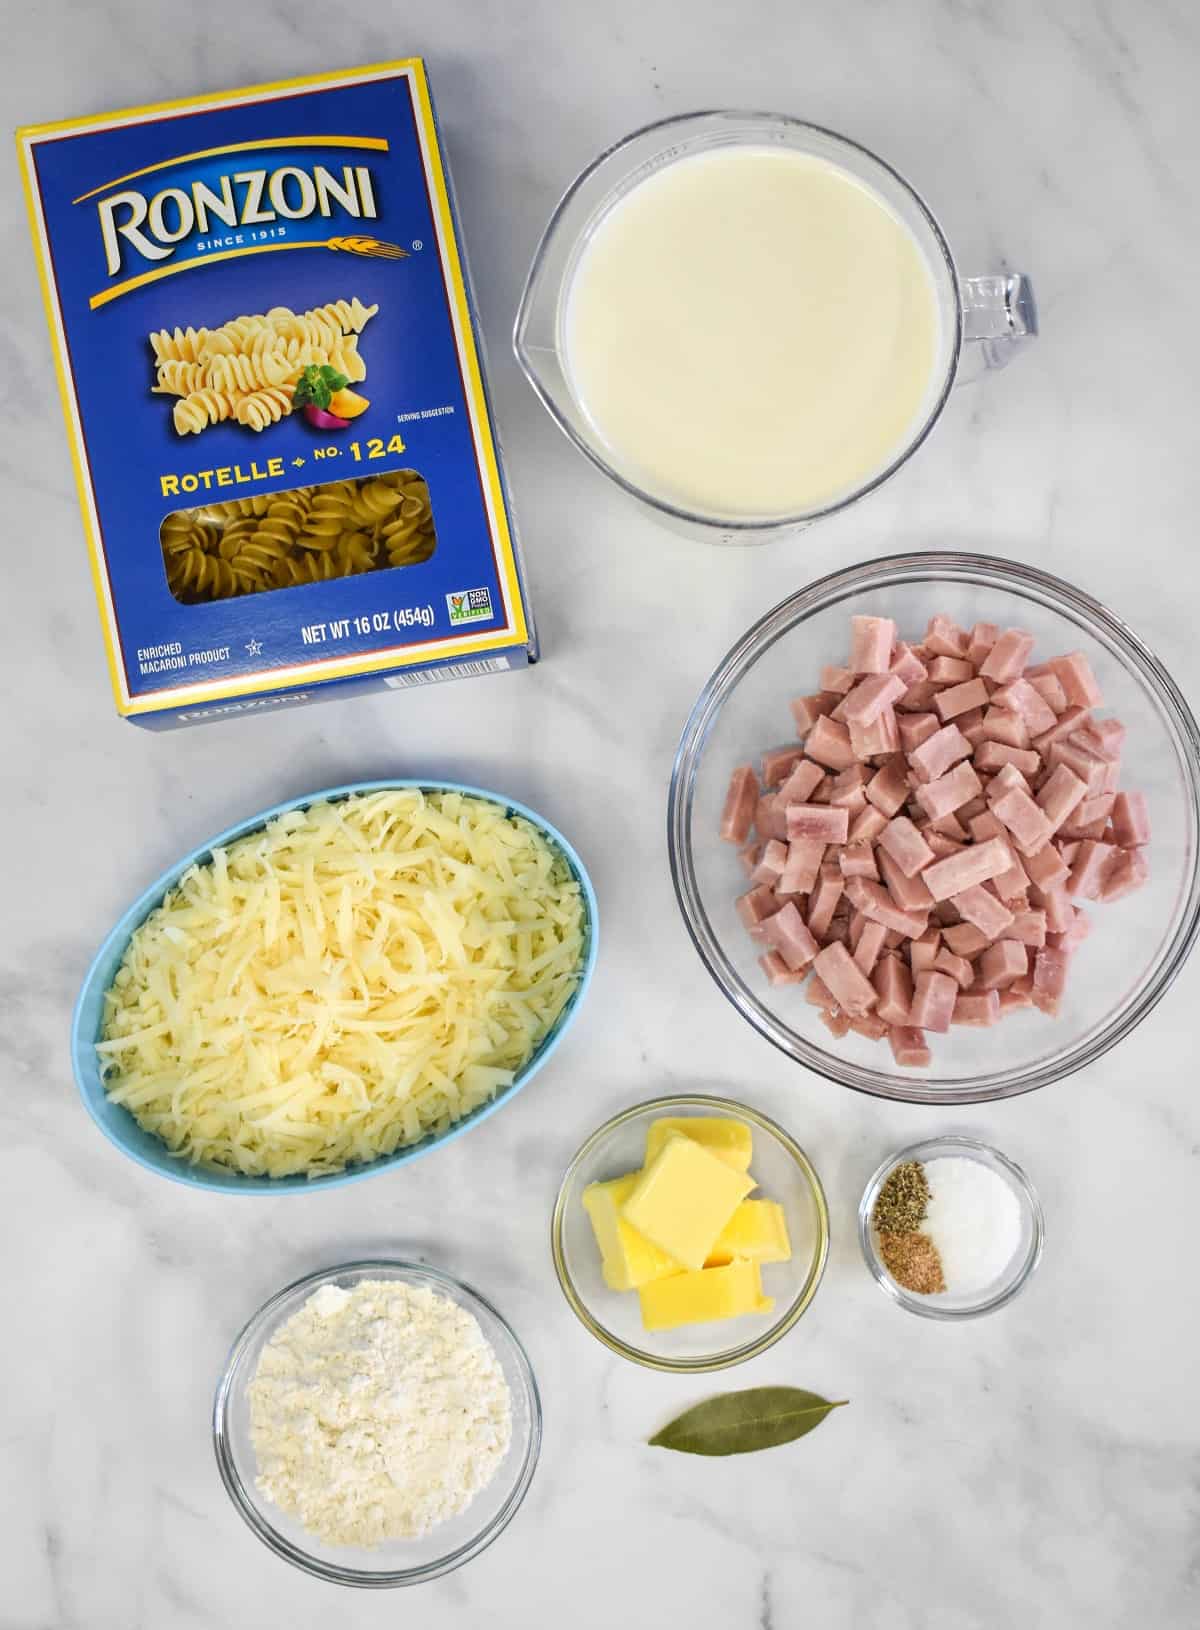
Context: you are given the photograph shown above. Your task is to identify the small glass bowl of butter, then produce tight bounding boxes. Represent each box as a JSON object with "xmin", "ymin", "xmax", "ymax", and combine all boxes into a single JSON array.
[{"xmin": 551, "ymin": 1094, "xmax": 829, "ymax": 1371}]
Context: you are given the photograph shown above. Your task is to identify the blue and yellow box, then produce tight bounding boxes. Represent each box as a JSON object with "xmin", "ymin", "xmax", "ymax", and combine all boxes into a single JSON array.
[{"xmin": 17, "ymin": 60, "xmax": 535, "ymax": 728}]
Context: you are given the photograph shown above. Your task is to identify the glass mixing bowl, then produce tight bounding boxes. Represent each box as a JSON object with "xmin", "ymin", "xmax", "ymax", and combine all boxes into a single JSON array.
[
  {"xmin": 551, "ymin": 1094, "xmax": 829, "ymax": 1371},
  {"xmin": 213, "ymin": 1261, "xmax": 541, "ymax": 1586},
  {"xmin": 668, "ymin": 552, "xmax": 1200, "ymax": 1103}
]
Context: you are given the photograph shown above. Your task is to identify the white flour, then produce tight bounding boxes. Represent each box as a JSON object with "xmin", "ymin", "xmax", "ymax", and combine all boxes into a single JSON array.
[{"xmin": 248, "ymin": 1279, "xmax": 512, "ymax": 1547}]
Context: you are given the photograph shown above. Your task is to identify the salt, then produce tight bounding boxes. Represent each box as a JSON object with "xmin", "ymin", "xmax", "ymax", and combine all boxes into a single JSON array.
[{"xmin": 919, "ymin": 1157, "xmax": 1021, "ymax": 1295}]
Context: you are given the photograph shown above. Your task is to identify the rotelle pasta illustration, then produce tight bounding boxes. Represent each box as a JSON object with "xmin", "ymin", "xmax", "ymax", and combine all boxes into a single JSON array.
[
  {"xmin": 150, "ymin": 298, "xmax": 378, "ymax": 436},
  {"xmin": 160, "ymin": 471, "xmax": 436, "ymax": 603}
]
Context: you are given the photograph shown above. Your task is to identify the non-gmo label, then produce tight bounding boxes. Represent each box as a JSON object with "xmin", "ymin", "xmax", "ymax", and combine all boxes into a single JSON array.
[{"xmin": 446, "ymin": 587, "xmax": 493, "ymax": 624}]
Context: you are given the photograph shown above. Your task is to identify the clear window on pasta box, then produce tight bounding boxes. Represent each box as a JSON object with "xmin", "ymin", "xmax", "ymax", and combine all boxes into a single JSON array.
[{"xmin": 160, "ymin": 471, "xmax": 436, "ymax": 604}]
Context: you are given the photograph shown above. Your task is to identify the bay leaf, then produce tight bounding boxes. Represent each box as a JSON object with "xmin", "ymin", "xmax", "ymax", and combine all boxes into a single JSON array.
[{"xmin": 648, "ymin": 1386, "xmax": 847, "ymax": 1457}]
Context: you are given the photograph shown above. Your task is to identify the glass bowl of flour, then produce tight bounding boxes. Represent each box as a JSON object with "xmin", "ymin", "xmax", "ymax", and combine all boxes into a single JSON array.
[{"xmin": 213, "ymin": 1260, "xmax": 542, "ymax": 1585}]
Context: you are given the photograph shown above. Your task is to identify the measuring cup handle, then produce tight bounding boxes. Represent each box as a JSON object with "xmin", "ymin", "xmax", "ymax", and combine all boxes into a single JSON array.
[{"xmin": 956, "ymin": 274, "xmax": 1038, "ymax": 381}]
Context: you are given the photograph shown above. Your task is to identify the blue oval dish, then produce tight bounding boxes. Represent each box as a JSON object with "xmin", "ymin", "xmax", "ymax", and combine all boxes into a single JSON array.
[{"xmin": 71, "ymin": 779, "xmax": 599, "ymax": 1194}]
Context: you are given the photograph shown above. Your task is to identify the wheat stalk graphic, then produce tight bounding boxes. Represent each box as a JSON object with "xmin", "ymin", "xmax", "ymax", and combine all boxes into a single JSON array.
[{"xmin": 324, "ymin": 234, "xmax": 409, "ymax": 260}]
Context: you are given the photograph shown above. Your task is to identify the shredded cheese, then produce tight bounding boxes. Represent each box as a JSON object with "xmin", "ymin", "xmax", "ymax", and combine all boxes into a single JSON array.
[{"xmin": 97, "ymin": 790, "xmax": 586, "ymax": 1177}]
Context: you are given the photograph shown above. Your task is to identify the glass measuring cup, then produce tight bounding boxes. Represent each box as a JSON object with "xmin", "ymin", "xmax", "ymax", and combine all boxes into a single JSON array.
[{"xmin": 514, "ymin": 111, "xmax": 1037, "ymax": 543}]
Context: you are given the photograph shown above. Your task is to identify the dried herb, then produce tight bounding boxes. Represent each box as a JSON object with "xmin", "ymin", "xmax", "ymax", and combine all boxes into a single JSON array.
[
  {"xmin": 878, "ymin": 1230, "xmax": 945, "ymax": 1294},
  {"xmin": 872, "ymin": 1160, "xmax": 930, "ymax": 1234},
  {"xmin": 648, "ymin": 1386, "xmax": 847, "ymax": 1457}
]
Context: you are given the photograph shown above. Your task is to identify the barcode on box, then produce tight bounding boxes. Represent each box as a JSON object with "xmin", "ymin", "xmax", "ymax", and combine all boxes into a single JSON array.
[{"xmin": 383, "ymin": 657, "xmax": 512, "ymax": 689}]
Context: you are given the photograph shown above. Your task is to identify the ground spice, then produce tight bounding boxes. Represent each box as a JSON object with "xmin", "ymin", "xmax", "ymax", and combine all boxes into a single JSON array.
[
  {"xmin": 872, "ymin": 1160, "xmax": 930, "ymax": 1234},
  {"xmin": 877, "ymin": 1230, "xmax": 946, "ymax": 1295}
]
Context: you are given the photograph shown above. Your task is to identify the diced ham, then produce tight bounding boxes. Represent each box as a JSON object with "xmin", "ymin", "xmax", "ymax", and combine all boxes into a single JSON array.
[
  {"xmin": 1100, "ymin": 847, "xmax": 1148, "ymax": 901},
  {"xmin": 842, "ymin": 672, "xmax": 907, "ymax": 725},
  {"xmin": 820, "ymin": 665, "xmax": 855, "ymax": 695},
  {"xmin": 736, "ymin": 886, "xmax": 780, "ymax": 930},
  {"xmin": 804, "ymin": 714, "xmax": 856, "ymax": 770},
  {"xmin": 928, "ymin": 811, "xmax": 968, "ymax": 840},
  {"xmin": 813, "ymin": 940, "xmax": 878, "ymax": 1016},
  {"xmin": 749, "ymin": 838, "xmax": 788, "ymax": 886},
  {"xmin": 1111, "ymin": 790, "xmax": 1150, "ymax": 847},
  {"xmin": 890, "ymin": 642, "xmax": 928, "ymax": 685},
  {"xmin": 966, "ymin": 622, "xmax": 999, "ymax": 666},
  {"xmin": 865, "ymin": 758, "xmax": 910, "ymax": 816},
  {"xmin": 925, "ymin": 830, "xmax": 966, "ymax": 859},
  {"xmin": 888, "ymin": 1025, "xmax": 932, "ymax": 1067},
  {"xmin": 909, "ymin": 723, "xmax": 972, "ymax": 784},
  {"xmin": 1036, "ymin": 763, "xmax": 1088, "ymax": 835},
  {"xmin": 759, "ymin": 950, "xmax": 805, "ymax": 986},
  {"xmin": 848, "ymin": 1012, "xmax": 889, "ymax": 1040},
  {"xmin": 760, "ymin": 902, "xmax": 819, "ymax": 971},
  {"xmin": 720, "ymin": 765, "xmax": 758, "ymax": 842},
  {"xmin": 877, "ymin": 848, "xmax": 935, "ymax": 913},
  {"xmin": 1023, "ymin": 841, "xmax": 1071, "ymax": 892},
  {"xmin": 924, "ymin": 615, "xmax": 969, "ymax": 659},
  {"xmin": 786, "ymin": 803, "xmax": 850, "ymax": 843},
  {"xmin": 1066, "ymin": 839, "xmax": 1117, "ymax": 901},
  {"xmin": 957, "ymin": 707, "xmax": 988, "ymax": 745},
  {"xmin": 897, "ymin": 712, "xmax": 940, "ymax": 752},
  {"xmin": 873, "ymin": 956, "xmax": 914, "ymax": 1024},
  {"xmin": 777, "ymin": 759, "xmax": 826, "ymax": 807},
  {"xmin": 1032, "ymin": 704, "xmax": 1091, "ymax": 752},
  {"xmin": 849, "ymin": 708, "xmax": 900, "ymax": 760},
  {"xmin": 738, "ymin": 841, "xmax": 761, "ymax": 877},
  {"xmin": 1045, "ymin": 651, "xmax": 1103, "ymax": 709},
  {"xmin": 957, "ymin": 795, "xmax": 988, "ymax": 823},
  {"xmin": 844, "ymin": 875, "xmax": 930, "ymax": 938},
  {"xmin": 980, "ymin": 628, "xmax": 1035, "ymax": 684},
  {"xmin": 954, "ymin": 990, "xmax": 1001, "ymax": 1025},
  {"xmin": 850, "ymin": 614, "xmax": 897, "ymax": 675},
  {"xmin": 922, "ymin": 837, "xmax": 1011, "ymax": 901},
  {"xmin": 827, "ymin": 764, "xmax": 869, "ymax": 808},
  {"xmin": 908, "ymin": 970, "xmax": 957, "ymax": 1033},
  {"xmin": 1074, "ymin": 717, "xmax": 1125, "ymax": 761},
  {"xmin": 934, "ymin": 677, "xmax": 990, "ymax": 721},
  {"xmin": 908, "ymin": 927, "xmax": 942, "ymax": 974},
  {"xmin": 915, "ymin": 760, "xmax": 983, "ymax": 822},
  {"xmin": 838, "ymin": 844, "xmax": 880, "ymax": 881},
  {"xmin": 848, "ymin": 804, "xmax": 889, "ymax": 845},
  {"xmin": 761, "ymin": 744, "xmax": 806, "ymax": 786},
  {"xmin": 1047, "ymin": 906, "xmax": 1092, "ymax": 953},
  {"xmin": 990, "ymin": 786, "xmax": 1054, "ymax": 856},
  {"xmin": 991, "ymin": 677, "xmax": 1058, "ymax": 735},
  {"xmin": 928, "ymin": 656, "xmax": 976, "ymax": 683},
  {"xmin": 967, "ymin": 810, "xmax": 1003, "ymax": 843},
  {"xmin": 943, "ymin": 922, "xmax": 990, "ymax": 957},
  {"xmin": 1008, "ymin": 910, "xmax": 1048, "ymax": 947},
  {"xmin": 999, "ymin": 976, "xmax": 1034, "ymax": 1014},
  {"xmin": 790, "ymin": 693, "xmax": 837, "ymax": 735},
  {"xmin": 820, "ymin": 1008, "xmax": 853, "ymax": 1038},
  {"xmin": 980, "ymin": 708, "xmax": 1030, "ymax": 749},
  {"xmin": 755, "ymin": 793, "xmax": 788, "ymax": 842},
  {"xmin": 807, "ymin": 865, "xmax": 846, "ymax": 940},
  {"xmin": 878, "ymin": 816, "xmax": 935, "ymax": 877},
  {"xmin": 1047, "ymin": 736, "xmax": 1107, "ymax": 796},
  {"xmin": 1032, "ymin": 944, "xmax": 1070, "ymax": 1014},
  {"xmin": 934, "ymin": 947, "xmax": 974, "ymax": 989},
  {"xmin": 852, "ymin": 919, "xmax": 889, "ymax": 976},
  {"xmin": 1036, "ymin": 887, "xmax": 1075, "ymax": 934},
  {"xmin": 806, "ymin": 973, "xmax": 836, "ymax": 1009},
  {"xmin": 977, "ymin": 940, "xmax": 1029, "ymax": 990},
  {"xmin": 951, "ymin": 883, "xmax": 1015, "ymax": 939},
  {"xmin": 1028, "ymin": 671, "xmax": 1068, "ymax": 713},
  {"xmin": 778, "ymin": 837, "xmax": 825, "ymax": 895},
  {"xmin": 896, "ymin": 679, "xmax": 940, "ymax": 712},
  {"xmin": 974, "ymin": 740, "xmax": 1041, "ymax": 777}
]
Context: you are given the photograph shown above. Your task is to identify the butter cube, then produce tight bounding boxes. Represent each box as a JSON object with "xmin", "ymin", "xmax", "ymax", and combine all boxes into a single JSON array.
[
  {"xmin": 638, "ymin": 1260, "xmax": 774, "ymax": 1332},
  {"xmin": 581, "ymin": 1173, "xmax": 680, "ymax": 1291},
  {"xmin": 621, "ymin": 1133, "xmax": 755, "ymax": 1270},
  {"xmin": 644, "ymin": 1116, "xmax": 753, "ymax": 1172},
  {"xmin": 704, "ymin": 1199, "xmax": 792, "ymax": 1267}
]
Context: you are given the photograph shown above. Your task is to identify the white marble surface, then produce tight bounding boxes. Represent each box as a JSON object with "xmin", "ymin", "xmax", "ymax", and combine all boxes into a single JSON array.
[{"xmin": 5, "ymin": 2, "xmax": 1200, "ymax": 1625}]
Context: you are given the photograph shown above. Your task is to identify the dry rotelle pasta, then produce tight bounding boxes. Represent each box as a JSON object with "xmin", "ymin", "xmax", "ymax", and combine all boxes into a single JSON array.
[{"xmin": 160, "ymin": 470, "xmax": 437, "ymax": 603}]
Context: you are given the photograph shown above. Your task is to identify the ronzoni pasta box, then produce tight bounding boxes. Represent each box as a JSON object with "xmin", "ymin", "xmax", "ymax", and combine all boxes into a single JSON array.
[{"xmin": 17, "ymin": 60, "xmax": 535, "ymax": 728}]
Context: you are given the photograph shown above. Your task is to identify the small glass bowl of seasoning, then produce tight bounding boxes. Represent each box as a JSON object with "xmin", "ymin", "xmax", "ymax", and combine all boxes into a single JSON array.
[{"xmin": 858, "ymin": 1136, "xmax": 1044, "ymax": 1319}]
